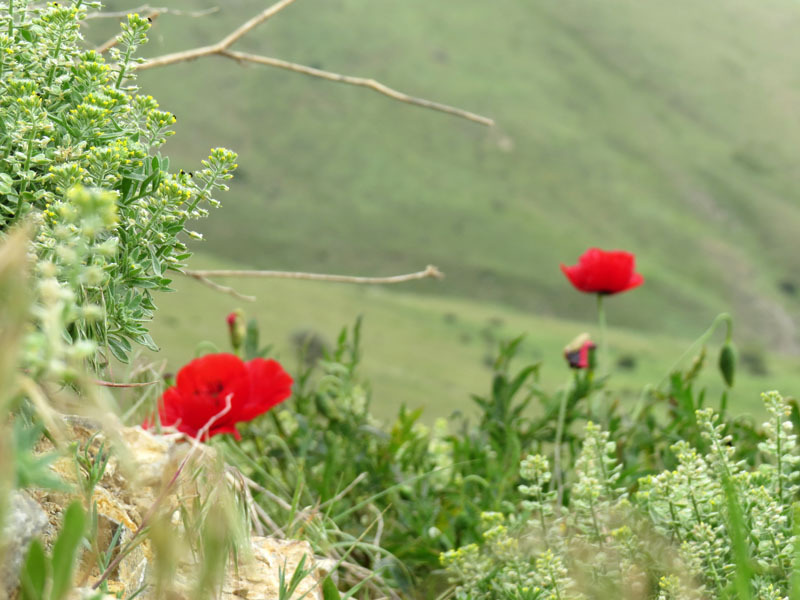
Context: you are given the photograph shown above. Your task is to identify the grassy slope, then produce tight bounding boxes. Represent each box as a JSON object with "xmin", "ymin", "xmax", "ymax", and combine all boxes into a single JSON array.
[
  {"xmin": 145, "ymin": 252, "xmax": 799, "ymax": 421},
  {"xmin": 92, "ymin": 0, "xmax": 800, "ymax": 415},
  {"xmin": 106, "ymin": 0, "xmax": 800, "ymax": 348}
]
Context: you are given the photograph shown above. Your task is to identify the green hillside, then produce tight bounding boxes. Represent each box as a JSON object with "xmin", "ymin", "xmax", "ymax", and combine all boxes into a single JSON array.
[
  {"xmin": 90, "ymin": 0, "xmax": 800, "ymax": 412},
  {"xmin": 141, "ymin": 252, "xmax": 798, "ymax": 421}
]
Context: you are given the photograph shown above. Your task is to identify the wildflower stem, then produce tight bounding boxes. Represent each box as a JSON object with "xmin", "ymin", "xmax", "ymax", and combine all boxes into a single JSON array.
[
  {"xmin": 11, "ymin": 128, "xmax": 38, "ymax": 224},
  {"xmin": 596, "ymin": 293, "xmax": 607, "ymax": 374},
  {"xmin": 660, "ymin": 312, "xmax": 732, "ymax": 387}
]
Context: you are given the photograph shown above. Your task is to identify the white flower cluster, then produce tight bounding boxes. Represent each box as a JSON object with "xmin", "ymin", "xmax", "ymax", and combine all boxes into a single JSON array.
[{"xmin": 442, "ymin": 392, "xmax": 800, "ymax": 599}]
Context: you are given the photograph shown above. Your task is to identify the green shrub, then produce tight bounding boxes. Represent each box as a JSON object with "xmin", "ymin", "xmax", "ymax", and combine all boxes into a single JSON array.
[
  {"xmin": 0, "ymin": 1, "xmax": 237, "ymax": 368},
  {"xmin": 441, "ymin": 392, "xmax": 800, "ymax": 599}
]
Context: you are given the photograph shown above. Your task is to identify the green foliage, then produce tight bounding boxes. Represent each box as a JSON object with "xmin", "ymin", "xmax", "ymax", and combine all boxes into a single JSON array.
[
  {"xmin": 12, "ymin": 418, "xmax": 66, "ymax": 491},
  {"xmin": 222, "ymin": 315, "xmax": 768, "ymax": 596},
  {"xmin": 19, "ymin": 501, "xmax": 87, "ymax": 600},
  {"xmin": 440, "ymin": 392, "xmax": 800, "ymax": 599},
  {"xmin": 0, "ymin": 1, "xmax": 237, "ymax": 366},
  {"xmin": 123, "ymin": 0, "xmax": 800, "ymax": 353}
]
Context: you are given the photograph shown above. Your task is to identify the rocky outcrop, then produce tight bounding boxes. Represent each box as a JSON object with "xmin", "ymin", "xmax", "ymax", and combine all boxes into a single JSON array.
[
  {"xmin": 6, "ymin": 417, "xmax": 330, "ymax": 600},
  {"xmin": 1, "ymin": 491, "xmax": 49, "ymax": 600}
]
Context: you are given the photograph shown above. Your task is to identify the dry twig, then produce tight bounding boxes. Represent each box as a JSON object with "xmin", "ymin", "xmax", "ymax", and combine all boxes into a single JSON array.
[
  {"xmin": 181, "ymin": 270, "xmax": 256, "ymax": 302},
  {"xmin": 128, "ymin": 0, "xmax": 494, "ymax": 126},
  {"xmin": 85, "ymin": 5, "xmax": 219, "ymax": 19},
  {"xmin": 93, "ymin": 379, "xmax": 160, "ymax": 388},
  {"xmin": 183, "ymin": 264, "xmax": 444, "ymax": 285}
]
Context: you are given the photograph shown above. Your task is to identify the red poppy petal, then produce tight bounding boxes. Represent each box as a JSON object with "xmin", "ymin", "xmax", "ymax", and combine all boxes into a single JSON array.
[
  {"xmin": 561, "ymin": 263, "xmax": 590, "ymax": 292},
  {"xmin": 563, "ymin": 249, "xmax": 643, "ymax": 295},
  {"xmin": 158, "ymin": 387, "xmax": 184, "ymax": 427},
  {"xmin": 237, "ymin": 358, "xmax": 294, "ymax": 423},
  {"xmin": 623, "ymin": 271, "xmax": 645, "ymax": 292},
  {"xmin": 175, "ymin": 353, "xmax": 246, "ymax": 392},
  {"xmin": 165, "ymin": 353, "xmax": 250, "ymax": 438}
]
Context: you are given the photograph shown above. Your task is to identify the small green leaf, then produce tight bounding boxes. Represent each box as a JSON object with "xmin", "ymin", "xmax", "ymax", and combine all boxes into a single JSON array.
[
  {"xmin": 0, "ymin": 173, "xmax": 14, "ymax": 195},
  {"xmin": 321, "ymin": 577, "xmax": 342, "ymax": 600},
  {"xmin": 49, "ymin": 502, "xmax": 86, "ymax": 600},
  {"xmin": 19, "ymin": 540, "xmax": 47, "ymax": 600},
  {"xmin": 19, "ymin": 27, "xmax": 36, "ymax": 43},
  {"xmin": 106, "ymin": 335, "xmax": 131, "ymax": 362}
]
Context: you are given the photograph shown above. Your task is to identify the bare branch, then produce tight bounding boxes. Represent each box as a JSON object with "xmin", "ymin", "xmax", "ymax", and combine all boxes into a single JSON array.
[
  {"xmin": 183, "ymin": 264, "xmax": 444, "ymax": 285},
  {"xmin": 85, "ymin": 5, "xmax": 220, "ymax": 19},
  {"xmin": 94, "ymin": 379, "xmax": 160, "ymax": 388},
  {"xmin": 217, "ymin": 0, "xmax": 299, "ymax": 49},
  {"xmin": 132, "ymin": 0, "xmax": 494, "ymax": 126},
  {"xmin": 221, "ymin": 50, "xmax": 495, "ymax": 126},
  {"xmin": 181, "ymin": 270, "xmax": 256, "ymax": 302},
  {"xmin": 133, "ymin": 0, "xmax": 299, "ymax": 68}
]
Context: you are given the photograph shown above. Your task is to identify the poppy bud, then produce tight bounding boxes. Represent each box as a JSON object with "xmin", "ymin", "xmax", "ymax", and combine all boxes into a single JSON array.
[
  {"xmin": 718, "ymin": 341, "xmax": 737, "ymax": 387},
  {"xmin": 564, "ymin": 333, "xmax": 596, "ymax": 370},
  {"xmin": 226, "ymin": 310, "xmax": 246, "ymax": 355}
]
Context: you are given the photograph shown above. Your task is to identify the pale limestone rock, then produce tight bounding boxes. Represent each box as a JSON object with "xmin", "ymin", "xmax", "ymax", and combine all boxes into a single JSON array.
[
  {"xmin": 221, "ymin": 537, "xmax": 322, "ymax": 600},
  {"xmin": 19, "ymin": 418, "xmax": 330, "ymax": 600},
  {"xmin": 1, "ymin": 491, "xmax": 49, "ymax": 600}
]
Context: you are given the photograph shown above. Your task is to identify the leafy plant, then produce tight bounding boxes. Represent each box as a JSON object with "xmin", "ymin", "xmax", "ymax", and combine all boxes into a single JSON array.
[
  {"xmin": 0, "ymin": 1, "xmax": 237, "ymax": 365},
  {"xmin": 442, "ymin": 392, "xmax": 800, "ymax": 599},
  {"xmin": 19, "ymin": 501, "xmax": 88, "ymax": 600}
]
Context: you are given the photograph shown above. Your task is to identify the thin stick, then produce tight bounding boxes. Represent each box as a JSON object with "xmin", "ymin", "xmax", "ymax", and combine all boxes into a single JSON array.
[
  {"xmin": 85, "ymin": 5, "xmax": 219, "ymax": 19},
  {"xmin": 182, "ymin": 270, "xmax": 256, "ymax": 302},
  {"xmin": 134, "ymin": 0, "xmax": 298, "ymax": 68},
  {"xmin": 217, "ymin": 0, "xmax": 299, "ymax": 49},
  {"xmin": 183, "ymin": 264, "xmax": 444, "ymax": 285},
  {"xmin": 253, "ymin": 498, "xmax": 286, "ymax": 538},
  {"xmin": 318, "ymin": 472, "xmax": 368, "ymax": 510},
  {"xmin": 222, "ymin": 50, "xmax": 495, "ymax": 126},
  {"xmin": 242, "ymin": 474, "xmax": 294, "ymax": 512},
  {"xmin": 132, "ymin": 1, "xmax": 494, "ymax": 126},
  {"xmin": 94, "ymin": 379, "xmax": 160, "ymax": 388}
]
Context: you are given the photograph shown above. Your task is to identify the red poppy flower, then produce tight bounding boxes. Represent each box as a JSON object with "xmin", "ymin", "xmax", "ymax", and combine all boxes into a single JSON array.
[
  {"xmin": 148, "ymin": 353, "xmax": 293, "ymax": 440},
  {"xmin": 560, "ymin": 248, "xmax": 644, "ymax": 295}
]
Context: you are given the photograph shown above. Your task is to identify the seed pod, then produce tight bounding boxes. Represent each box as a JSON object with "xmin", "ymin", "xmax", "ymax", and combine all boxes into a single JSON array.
[{"xmin": 718, "ymin": 342, "xmax": 737, "ymax": 387}]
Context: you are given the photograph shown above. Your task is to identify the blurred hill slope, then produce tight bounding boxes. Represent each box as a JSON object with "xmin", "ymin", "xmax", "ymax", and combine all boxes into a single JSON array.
[{"xmin": 99, "ymin": 0, "xmax": 800, "ymax": 352}]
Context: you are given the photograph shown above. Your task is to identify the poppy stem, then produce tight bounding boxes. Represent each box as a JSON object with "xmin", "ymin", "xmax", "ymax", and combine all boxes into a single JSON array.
[{"xmin": 596, "ymin": 293, "xmax": 608, "ymax": 374}]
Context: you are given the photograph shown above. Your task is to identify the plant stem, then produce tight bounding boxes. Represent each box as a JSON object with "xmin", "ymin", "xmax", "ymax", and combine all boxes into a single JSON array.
[
  {"xmin": 660, "ymin": 312, "xmax": 732, "ymax": 387},
  {"xmin": 10, "ymin": 128, "xmax": 38, "ymax": 225},
  {"xmin": 596, "ymin": 293, "xmax": 607, "ymax": 374}
]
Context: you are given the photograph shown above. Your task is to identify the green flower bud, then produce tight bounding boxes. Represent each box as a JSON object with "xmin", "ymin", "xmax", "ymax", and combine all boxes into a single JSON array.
[{"xmin": 718, "ymin": 341, "xmax": 737, "ymax": 387}]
